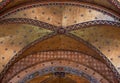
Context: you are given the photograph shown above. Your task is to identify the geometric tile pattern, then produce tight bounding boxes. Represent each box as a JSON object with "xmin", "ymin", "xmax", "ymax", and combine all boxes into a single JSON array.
[
  {"xmin": 2, "ymin": 51, "xmax": 118, "ymax": 83},
  {"xmin": 8, "ymin": 60, "xmax": 109, "ymax": 83}
]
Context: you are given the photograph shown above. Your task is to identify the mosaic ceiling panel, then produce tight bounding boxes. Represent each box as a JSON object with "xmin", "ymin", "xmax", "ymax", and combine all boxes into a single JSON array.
[
  {"xmin": 0, "ymin": 24, "xmax": 53, "ymax": 72},
  {"xmin": 70, "ymin": 25, "xmax": 120, "ymax": 74}
]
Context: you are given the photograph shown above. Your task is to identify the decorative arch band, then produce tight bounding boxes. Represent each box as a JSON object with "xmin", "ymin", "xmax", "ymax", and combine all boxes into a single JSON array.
[
  {"xmin": 20, "ymin": 66, "xmax": 99, "ymax": 83},
  {"xmin": 0, "ymin": 33, "xmax": 120, "ymax": 82},
  {"xmin": 8, "ymin": 60, "xmax": 109, "ymax": 83}
]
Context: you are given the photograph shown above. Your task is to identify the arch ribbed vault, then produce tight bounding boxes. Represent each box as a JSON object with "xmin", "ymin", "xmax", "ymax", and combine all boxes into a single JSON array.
[
  {"xmin": 0, "ymin": 1, "xmax": 120, "ymax": 83},
  {"xmin": 2, "ymin": 51, "xmax": 118, "ymax": 83}
]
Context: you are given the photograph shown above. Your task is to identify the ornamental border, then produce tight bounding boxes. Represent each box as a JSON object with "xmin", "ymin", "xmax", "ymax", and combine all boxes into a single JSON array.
[
  {"xmin": 19, "ymin": 66, "xmax": 99, "ymax": 83},
  {"xmin": 66, "ymin": 20, "xmax": 120, "ymax": 31},
  {"xmin": 0, "ymin": 18, "xmax": 120, "ymax": 31},
  {"xmin": 0, "ymin": 18, "xmax": 57, "ymax": 31},
  {"xmin": 3, "ymin": 51, "xmax": 113, "ymax": 82},
  {"xmin": 8, "ymin": 60, "xmax": 106, "ymax": 83}
]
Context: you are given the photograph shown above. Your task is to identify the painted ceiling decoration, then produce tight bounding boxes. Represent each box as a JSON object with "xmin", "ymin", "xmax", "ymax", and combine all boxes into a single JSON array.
[
  {"xmin": 2, "ymin": 51, "xmax": 118, "ymax": 83},
  {"xmin": 17, "ymin": 66, "xmax": 102, "ymax": 83},
  {"xmin": 0, "ymin": 0, "xmax": 120, "ymax": 83},
  {"xmin": 0, "ymin": 2, "xmax": 120, "ymax": 26},
  {"xmin": 9, "ymin": 60, "xmax": 111, "ymax": 83},
  {"xmin": 0, "ymin": 0, "xmax": 120, "ymax": 14}
]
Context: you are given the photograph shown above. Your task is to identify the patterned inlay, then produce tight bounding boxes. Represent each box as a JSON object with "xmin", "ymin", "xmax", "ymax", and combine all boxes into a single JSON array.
[
  {"xmin": 0, "ymin": 24, "xmax": 53, "ymax": 72},
  {"xmin": 70, "ymin": 25, "xmax": 120, "ymax": 74},
  {"xmin": 2, "ymin": 51, "xmax": 118, "ymax": 83}
]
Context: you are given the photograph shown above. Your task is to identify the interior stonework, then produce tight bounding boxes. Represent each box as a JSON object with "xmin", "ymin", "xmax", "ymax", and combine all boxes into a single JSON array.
[{"xmin": 0, "ymin": 0, "xmax": 120, "ymax": 83}]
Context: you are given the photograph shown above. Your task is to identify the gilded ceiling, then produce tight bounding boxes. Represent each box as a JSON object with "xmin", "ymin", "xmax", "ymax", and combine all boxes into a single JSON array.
[
  {"xmin": 0, "ymin": 0, "xmax": 120, "ymax": 83},
  {"xmin": 0, "ymin": 4, "xmax": 119, "ymax": 27}
]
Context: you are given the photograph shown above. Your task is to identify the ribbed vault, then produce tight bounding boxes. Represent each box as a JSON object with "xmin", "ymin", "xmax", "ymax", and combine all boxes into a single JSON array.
[
  {"xmin": 2, "ymin": 51, "xmax": 118, "ymax": 83},
  {"xmin": 0, "ymin": 1, "xmax": 120, "ymax": 83}
]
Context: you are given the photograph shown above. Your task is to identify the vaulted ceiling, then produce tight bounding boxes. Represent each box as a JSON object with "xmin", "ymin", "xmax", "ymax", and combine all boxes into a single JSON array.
[{"xmin": 0, "ymin": 0, "xmax": 120, "ymax": 83}]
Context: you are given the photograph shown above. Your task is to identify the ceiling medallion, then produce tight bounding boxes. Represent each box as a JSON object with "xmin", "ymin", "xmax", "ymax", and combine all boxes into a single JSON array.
[{"xmin": 57, "ymin": 28, "xmax": 66, "ymax": 34}]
